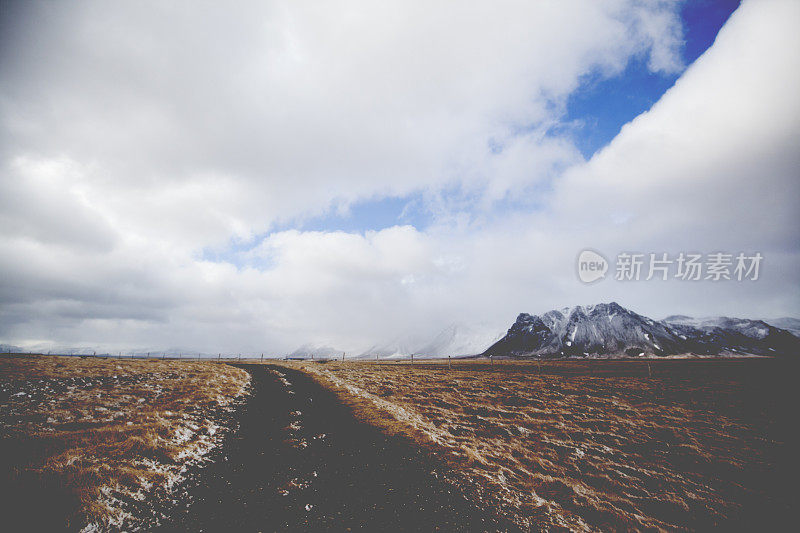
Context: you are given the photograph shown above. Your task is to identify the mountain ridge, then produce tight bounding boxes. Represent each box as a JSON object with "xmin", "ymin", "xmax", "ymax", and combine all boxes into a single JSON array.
[{"xmin": 483, "ymin": 302, "xmax": 800, "ymax": 358}]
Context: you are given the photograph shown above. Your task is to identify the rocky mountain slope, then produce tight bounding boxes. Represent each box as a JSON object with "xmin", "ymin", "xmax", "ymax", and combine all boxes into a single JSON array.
[{"xmin": 483, "ymin": 302, "xmax": 799, "ymax": 358}]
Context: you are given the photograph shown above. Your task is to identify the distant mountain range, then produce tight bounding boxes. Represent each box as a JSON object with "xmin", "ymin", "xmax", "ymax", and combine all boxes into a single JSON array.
[
  {"xmin": 762, "ymin": 317, "xmax": 800, "ymax": 337},
  {"xmin": 354, "ymin": 323, "xmax": 504, "ymax": 360},
  {"xmin": 0, "ymin": 344, "xmax": 23, "ymax": 354},
  {"xmin": 415, "ymin": 323, "xmax": 505, "ymax": 358},
  {"xmin": 483, "ymin": 302, "xmax": 800, "ymax": 358},
  {"xmin": 5, "ymin": 306, "xmax": 799, "ymax": 360},
  {"xmin": 0, "ymin": 344, "xmax": 243, "ymax": 358},
  {"xmin": 288, "ymin": 344, "xmax": 344, "ymax": 359}
]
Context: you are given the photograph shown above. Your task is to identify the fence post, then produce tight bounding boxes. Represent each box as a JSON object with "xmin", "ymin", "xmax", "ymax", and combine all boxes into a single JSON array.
[
  {"xmin": 261, "ymin": 353, "xmax": 264, "ymax": 362},
  {"xmin": 448, "ymin": 355, "xmax": 451, "ymax": 370},
  {"xmin": 342, "ymin": 351, "xmax": 345, "ymax": 362}
]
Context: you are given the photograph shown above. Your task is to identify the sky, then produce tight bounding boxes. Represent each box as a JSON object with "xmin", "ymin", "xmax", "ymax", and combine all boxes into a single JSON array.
[{"xmin": 1, "ymin": 0, "xmax": 798, "ymax": 355}]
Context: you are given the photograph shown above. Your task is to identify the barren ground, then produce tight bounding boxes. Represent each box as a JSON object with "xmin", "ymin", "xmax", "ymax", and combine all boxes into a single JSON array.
[
  {"xmin": 155, "ymin": 364, "xmax": 518, "ymax": 532},
  {"xmin": 299, "ymin": 358, "xmax": 797, "ymax": 531},
  {"xmin": 2, "ymin": 355, "xmax": 796, "ymax": 531},
  {"xmin": 0, "ymin": 354, "xmax": 250, "ymax": 530}
]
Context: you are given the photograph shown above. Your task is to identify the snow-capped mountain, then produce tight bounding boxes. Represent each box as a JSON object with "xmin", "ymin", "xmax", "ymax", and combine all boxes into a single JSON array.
[
  {"xmin": 357, "ymin": 338, "xmax": 422, "ymax": 359},
  {"xmin": 0, "ymin": 343, "xmax": 23, "ymax": 353},
  {"xmin": 662, "ymin": 315, "xmax": 798, "ymax": 356},
  {"xmin": 483, "ymin": 302, "xmax": 800, "ymax": 358},
  {"xmin": 415, "ymin": 323, "xmax": 504, "ymax": 357},
  {"xmin": 762, "ymin": 317, "xmax": 800, "ymax": 338},
  {"xmin": 358, "ymin": 323, "xmax": 505, "ymax": 359},
  {"xmin": 289, "ymin": 344, "xmax": 344, "ymax": 359},
  {"xmin": 1, "ymin": 342, "xmax": 108, "ymax": 356}
]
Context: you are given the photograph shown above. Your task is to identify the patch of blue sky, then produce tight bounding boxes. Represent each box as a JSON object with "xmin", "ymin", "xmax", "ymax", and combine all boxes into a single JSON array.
[
  {"xmin": 199, "ymin": 192, "xmax": 434, "ymax": 268},
  {"xmin": 291, "ymin": 192, "xmax": 432, "ymax": 234},
  {"xmin": 203, "ymin": 1, "xmax": 739, "ymax": 268},
  {"xmin": 199, "ymin": 238, "xmax": 262, "ymax": 269},
  {"xmin": 565, "ymin": 0, "xmax": 739, "ymax": 158}
]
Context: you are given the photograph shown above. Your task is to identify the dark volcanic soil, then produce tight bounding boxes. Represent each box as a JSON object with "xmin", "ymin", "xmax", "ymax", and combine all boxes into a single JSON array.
[{"xmin": 155, "ymin": 364, "xmax": 517, "ymax": 532}]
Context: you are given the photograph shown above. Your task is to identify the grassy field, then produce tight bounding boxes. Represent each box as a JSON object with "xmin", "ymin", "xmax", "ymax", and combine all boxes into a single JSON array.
[
  {"xmin": 300, "ymin": 358, "xmax": 797, "ymax": 531},
  {"xmin": 0, "ymin": 354, "xmax": 250, "ymax": 530},
  {"xmin": 2, "ymin": 354, "xmax": 795, "ymax": 531}
]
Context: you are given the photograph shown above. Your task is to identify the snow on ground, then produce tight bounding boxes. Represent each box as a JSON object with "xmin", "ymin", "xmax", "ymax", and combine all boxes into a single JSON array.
[{"xmin": 0, "ymin": 355, "xmax": 250, "ymax": 531}]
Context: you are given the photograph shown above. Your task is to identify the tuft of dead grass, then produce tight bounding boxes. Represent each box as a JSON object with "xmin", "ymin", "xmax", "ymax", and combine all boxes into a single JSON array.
[{"xmin": 0, "ymin": 354, "xmax": 250, "ymax": 530}]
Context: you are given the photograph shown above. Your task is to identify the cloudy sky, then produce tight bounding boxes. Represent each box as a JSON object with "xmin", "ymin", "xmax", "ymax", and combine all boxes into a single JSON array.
[{"xmin": 1, "ymin": 0, "xmax": 798, "ymax": 355}]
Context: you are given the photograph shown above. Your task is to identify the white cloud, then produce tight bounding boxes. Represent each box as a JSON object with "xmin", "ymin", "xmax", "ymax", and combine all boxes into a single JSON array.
[
  {"xmin": 1, "ymin": 1, "xmax": 684, "ymax": 245},
  {"xmin": 1, "ymin": 0, "xmax": 797, "ymax": 353}
]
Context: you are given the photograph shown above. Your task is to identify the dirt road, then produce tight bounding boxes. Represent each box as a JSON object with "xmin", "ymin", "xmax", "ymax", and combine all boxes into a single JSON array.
[{"xmin": 155, "ymin": 364, "xmax": 516, "ymax": 532}]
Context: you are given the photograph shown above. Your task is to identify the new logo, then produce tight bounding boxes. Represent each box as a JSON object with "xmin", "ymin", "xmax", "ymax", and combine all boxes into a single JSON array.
[{"xmin": 577, "ymin": 249, "xmax": 608, "ymax": 283}]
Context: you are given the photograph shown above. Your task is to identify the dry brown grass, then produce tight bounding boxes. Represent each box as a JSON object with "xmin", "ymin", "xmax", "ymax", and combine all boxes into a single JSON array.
[
  {"xmin": 0, "ymin": 354, "xmax": 250, "ymax": 530},
  {"xmin": 298, "ymin": 358, "xmax": 794, "ymax": 531}
]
